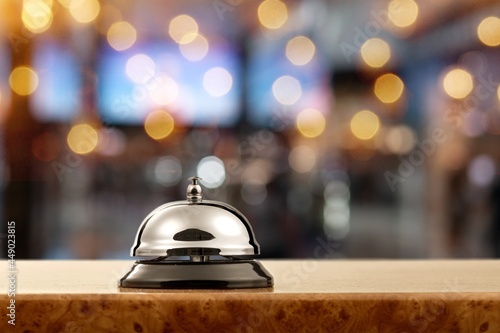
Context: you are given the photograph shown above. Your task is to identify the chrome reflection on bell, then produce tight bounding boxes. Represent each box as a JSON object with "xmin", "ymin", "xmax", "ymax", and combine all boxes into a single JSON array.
[
  {"xmin": 131, "ymin": 177, "xmax": 259, "ymax": 258},
  {"xmin": 120, "ymin": 177, "xmax": 274, "ymax": 289}
]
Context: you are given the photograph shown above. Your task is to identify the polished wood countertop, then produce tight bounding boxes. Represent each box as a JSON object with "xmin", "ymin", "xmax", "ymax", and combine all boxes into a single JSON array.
[{"xmin": 1, "ymin": 260, "xmax": 500, "ymax": 332}]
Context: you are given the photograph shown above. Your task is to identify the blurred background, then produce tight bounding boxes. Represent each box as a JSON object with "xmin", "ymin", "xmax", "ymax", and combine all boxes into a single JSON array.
[{"xmin": 1, "ymin": 0, "xmax": 500, "ymax": 259}]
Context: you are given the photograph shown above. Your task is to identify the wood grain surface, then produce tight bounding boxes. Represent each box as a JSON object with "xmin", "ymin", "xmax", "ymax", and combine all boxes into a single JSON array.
[{"xmin": 1, "ymin": 260, "xmax": 499, "ymax": 332}]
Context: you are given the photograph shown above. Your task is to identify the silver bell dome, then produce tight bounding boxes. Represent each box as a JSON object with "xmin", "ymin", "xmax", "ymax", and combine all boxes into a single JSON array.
[{"xmin": 131, "ymin": 177, "xmax": 260, "ymax": 258}]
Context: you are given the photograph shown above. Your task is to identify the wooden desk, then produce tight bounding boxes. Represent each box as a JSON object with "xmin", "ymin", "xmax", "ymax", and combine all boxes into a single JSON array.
[{"xmin": 1, "ymin": 260, "xmax": 500, "ymax": 332}]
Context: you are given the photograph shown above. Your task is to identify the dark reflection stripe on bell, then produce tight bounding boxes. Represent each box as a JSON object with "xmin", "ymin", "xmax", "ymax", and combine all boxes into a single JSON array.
[{"xmin": 173, "ymin": 228, "xmax": 215, "ymax": 241}]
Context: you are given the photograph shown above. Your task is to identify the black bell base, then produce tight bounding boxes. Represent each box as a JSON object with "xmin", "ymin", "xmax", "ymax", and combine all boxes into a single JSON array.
[{"xmin": 119, "ymin": 259, "xmax": 274, "ymax": 289}]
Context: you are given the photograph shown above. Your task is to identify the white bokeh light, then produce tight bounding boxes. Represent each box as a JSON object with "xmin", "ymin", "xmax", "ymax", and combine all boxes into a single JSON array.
[
  {"xmin": 323, "ymin": 204, "xmax": 350, "ymax": 240},
  {"xmin": 197, "ymin": 156, "xmax": 226, "ymax": 188},
  {"xmin": 324, "ymin": 180, "xmax": 350, "ymax": 202},
  {"xmin": 125, "ymin": 54, "xmax": 156, "ymax": 84},
  {"xmin": 468, "ymin": 155, "xmax": 496, "ymax": 187},
  {"xmin": 154, "ymin": 156, "xmax": 183, "ymax": 187},
  {"xmin": 203, "ymin": 67, "xmax": 233, "ymax": 97},
  {"xmin": 323, "ymin": 179, "xmax": 351, "ymax": 240},
  {"xmin": 149, "ymin": 76, "xmax": 179, "ymax": 106},
  {"xmin": 272, "ymin": 75, "xmax": 302, "ymax": 105}
]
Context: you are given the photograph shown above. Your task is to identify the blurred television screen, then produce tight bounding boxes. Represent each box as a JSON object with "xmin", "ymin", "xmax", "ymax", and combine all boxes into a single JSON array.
[
  {"xmin": 31, "ymin": 39, "xmax": 81, "ymax": 122},
  {"xmin": 247, "ymin": 36, "xmax": 331, "ymax": 127},
  {"xmin": 98, "ymin": 40, "xmax": 241, "ymax": 126}
]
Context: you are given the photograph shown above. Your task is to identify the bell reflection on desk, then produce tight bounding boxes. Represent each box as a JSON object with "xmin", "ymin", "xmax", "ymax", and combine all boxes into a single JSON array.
[{"xmin": 120, "ymin": 177, "xmax": 274, "ymax": 289}]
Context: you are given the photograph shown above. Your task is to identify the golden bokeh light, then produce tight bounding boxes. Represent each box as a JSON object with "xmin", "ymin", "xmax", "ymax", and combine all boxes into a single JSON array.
[
  {"xmin": 169, "ymin": 15, "xmax": 198, "ymax": 44},
  {"xmin": 388, "ymin": 0, "xmax": 419, "ymax": 28},
  {"xmin": 442, "ymin": 68, "xmax": 473, "ymax": 99},
  {"xmin": 107, "ymin": 21, "xmax": 137, "ymax": 51},
  {"xmin": 179, "ymin": 33, "xmax": 209, "ymax": 61},
  {"xmin": 258, "ymin": 0, "xmax": 288, "ymax": 30},
  {"xmin": 9, "ymin": 66, "xmax": 39, "ymax": 96},
  {"xmin": 22, "ymin": 0, "xmax": 53, "ymax": 33},
  {"xmin": 497, "ymin": 85, "xmax": 500, "ymax": 101},
  {"xmin": 67, "ymin": 123, "xmax": 99, "ymax": 155},
  {"xmin": 286, "ymin": 36, "xmax": 316, "ymax": 66},
  {"xmin": 350, "ymin": 110, "xmax": 380, "ymax": 140},
  {"xmin": 296, "ymin": 108, "xmax": 326, "ymax": 138},
  {"xmin": 374, "ymin": 73, "xmax": 405, "ymax": 103},
  {"xmin": 477, "ymin": 16, "xmax": 500, "ymax": 47},
  {"xmin": 69, "ymin": 0, "xmax": 100, "ymax": 24},
  {"xmin": 360, "ymin": 38, "xmax": 391, "ymax": 68},
  {"xmin": 144, "ymin": 110, "xmax": 175, "ymax": 140}
]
